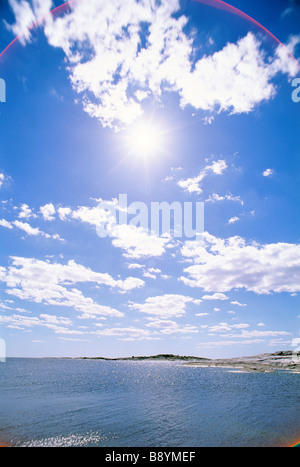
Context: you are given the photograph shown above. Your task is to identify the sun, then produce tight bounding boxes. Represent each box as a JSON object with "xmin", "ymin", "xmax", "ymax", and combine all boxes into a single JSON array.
[{"xmin": 125, "ymin": 120, "xmax": 165, "ymax": 159}]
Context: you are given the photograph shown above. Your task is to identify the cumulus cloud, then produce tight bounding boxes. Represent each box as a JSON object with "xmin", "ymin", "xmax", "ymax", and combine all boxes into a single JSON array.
[
  {"xmin": 180, "ymin": 232, "xmax": 300, "ymax": 294},
  {"xmin": 40, "ymin": 203, "xmax": 56, "ymax": 221},
  {"xmin": 206, "ymin": 193, "xmax": 244, "ymax": 205},
  {"xmin": 0, "ymin": 173, "xmax": 5, "ymax": 188},
  {"xmin": 57, "ymin": 207, "xmax": 71, "ymax": 221},
  {"xmin": 127, "ymin": 263, "xmax": 145, "ymax": 270},
  {"xmin": 145, "ymin": 317, "xmax": 198, "ymax": 335},
  {"xmin": 228, "ymin": 216, "xmax": 240, "ymax": 225},
  {"xmin": 18, "ymin": 204, "xmax": 37, "ymax": 219},
  {"xmin": 6, "ymin": 0, "xmax": 300, "ymax": 129},
  {"xmin": 197, "ymin": 339, "xmax": 264, "ymax": 349},
  {"xmin": 5, "ymin": 197, "xmax": 173, "ymax": 259},
  {"xmin": 0, "ymin": 219, "xmax": 13, "ymax": 229},
  {"xmin": 93, "ymin": 319, "xmax": 198, "ymax": 340},
  {"xmin": 129, "ymin": 293, "xmax": 202, "ymax": 318},
  {"xmin": 178, "ymin": 160, "xmax": 227, "ymax": 195},
  {"xmin": 231, "ymin": 301, "xmax": 247, "ymax": 307},
  {"xmin": 111, "ymin": 224, "xmax": 170, "ymax": 259},
  {"xmin": 9, "ymin": 220, "xmax": 63, "ymax": 241},
  {"xmin": 0, "ymin": 173, "xmax": 11, "ymax": 189},
  {"xmin": 202, "ymin": 293, "xmax": 229, "ymax": 301},
  {"xmin": 5, "ymin": 0, "xmax": 53, "ymax": 45},
  {"xmin": 12, "ymin": 220, "xmax": 51, "ymax": 237},
  {"xmin": 263, "ymin": 168, "xmax": 275, "ymax": 177},
  {"xmin": 0, "ymin": 256, "xmax": 145, "ymax": 319},
  {"xmin": 207, "ymin": 322, "xmax": 250, "ymax": 333},
  {"xmin": 0, "ymin": 312, "xmax": 84, "ymax": 336},
  {"xmin": 67, "ymin": 199, "xmax": 172, "ymax": 259},
  {"xmin": 270, "ymin": 35, "xmax": 300, "ymax": 78},
  {"xmin": 196, "ymin": 322, "xmax": 291, "ymax": 349},
  {"xmin": 143, "ymin": 267, "xmax": 161, "ymax": 279},
  {"xmin": 92, "ymin": 326, "xmax": 161, "ymax": 341},
  {"xmin": 0, "ymin": 214, "xmax": 63, "ymax": 241}
]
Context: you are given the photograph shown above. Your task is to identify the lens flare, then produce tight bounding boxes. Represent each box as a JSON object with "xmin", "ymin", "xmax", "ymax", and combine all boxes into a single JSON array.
[{"xmin": 124, "ymin": 120, "xmax": 165, "ymax": 159}]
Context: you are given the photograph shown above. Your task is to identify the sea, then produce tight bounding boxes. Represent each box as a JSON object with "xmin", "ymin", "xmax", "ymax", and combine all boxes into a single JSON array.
[{"xmin": 0, "ymin": 358, "xmax": 299, "ymax": 447}]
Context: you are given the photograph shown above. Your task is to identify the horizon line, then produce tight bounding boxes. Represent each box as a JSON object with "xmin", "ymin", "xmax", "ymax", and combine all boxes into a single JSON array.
[{"xmin": 3, "ymin": 349, "xmax": 293, "ymax": 360}]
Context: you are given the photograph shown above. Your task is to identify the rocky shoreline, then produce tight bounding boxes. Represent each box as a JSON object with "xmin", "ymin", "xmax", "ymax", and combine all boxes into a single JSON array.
[
  {"xmin": 77, "ymin": 353, "xmax": 210, "ymax": 362},
  {"xmin": 183, "ymin": 351, "xmax": 300, "ymax": 373},
  {"xmin": 75, "ymin": 351, "xmax": 300, "ymax": 373}
]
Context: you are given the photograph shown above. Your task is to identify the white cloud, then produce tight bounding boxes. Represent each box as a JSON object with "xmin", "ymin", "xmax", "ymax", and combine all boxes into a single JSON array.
[
  {"xmin": 7, "ymin": 256, "xmax": 144, "ymax": 292},
  {"xmin": 0, "ymin": 204, "xmax": 61, "ymax": 239},
  {"xmin": 39, "ymin": 313, "xmax": 72, "ymax": 326},
  {"xmin": 129, "ymin": 294, "xmax": 201, "ymax": 318},
  {"xmin": 0, "ymin": 219, "xmax": 13, "ymax": 229},
  {"xmin": 13, "ymin": 220, "xmax": 50, "ymax": 237},
  {"xmin": 271, "ymin": 35, "xmax": 300, "ymax": 78},
  {"xmin": 112, "ymin": 224, "xmax": 170, "ymax": 259},
  {"xmin": 197, "ymin": 339, "xmax": 264, "ymax": 349},
  {"xmin": 0, "ymin": 312, "xmax": 85, "ymax": 336},
  {"xmin": 207, "ymin": 322, "xmax": 250, "ymax": 333},
  {"xmin": 206, "ymin": 193, "xmax": 244, "ymax": 205},
  {"xmin": 11, "ymin": 220, "xmax": 62, "ymax": 240},
  {"xmin": 202, "ymin": 293, "xmax": 229, "ymax": 301},
  {"xmin": 57, "ymin": 198, "xmax": 173, "ymax": 259},
  {"xmin": 18, "ymin": 204, "xmax": 36, "ymax": 219},
  {"xmin": 161, "ymin": 274, "xmax": 171, "ymax": 280},
  {"xmin": 7, "ymin": 1, "xmax": 299, "ymax": 129},
  {"xmin": 5, "ymin": 0, "xmax": 36, "ymax": 45},
  {"xmin": 72, "ymin": 202, "xmax": 116, "ymax": 229},
  {"xmin": 0, "ymin": 256, "xmax": 145, "ymax": 319},
  {"xmin": 143, "ymin": 271, "xmax": 156, "ymax": 280},
  {"xmin": 145, "ymin": 317, "xmax": 198, "ymax": 335},
  {"xmin": 203, "ymin": 116, "xmax": 214, "ymax": 125},
  {"xmin": 135, "ymin": 90, "xmax": 150, "ymax": 102},
  {"xmin": 0, "ymin": 173, "xmax": 11, "ymax": 189},
  {"xmin": 228, "ymin": 216, "xmax": 240, "ymax": 225},
  {"xmin": 231, "ymin": 301, "xmax": 247, "ymax": 307},
  {"xmin": 142, "ymin": 267, "xmax": 161, "ymax": 279},
  {"xmin": 223, "ymin": 329, "xmax": 291, "ymax": 339},
  {"xmin": 93, "ymin": 326, "xmax": 157, "ymax": 341},
  {"xmin": 6, "ymin": 0, "xmax": 53, "ymax": 45},
  {"xmin": 178, "ymin": 160, "xmax": 227, "ymax": 195},
  {"xmin": 57, "ymin": 207, "xmax": 71, "ymax": 221},
  {"xmin": 43, "ymin": 0, "xmax": 166, "ymax": 129},
  {"xmin": 127, "ymin": 263, "xmax": 145, "ymax": 270},
  {"xmin": 263, "ymin": 168, "xmax": 275, "ymax": 177},
  {"xmin": 163, "ymin": 166, "xmax": 184, "ymax": 183},
  {"xmin": 40, "ymin": 203, "xmax": 56, "ymax": 221},
  {"xmin": 178, "ymin": 33, "xmax": 276, "ymax": 115},
  {"xmin": 199, "ymin": 323, "xmax": 291, "ymax": 347},
  {"xmin": 180, "ymin": 232, "xmax": 300, "ymax": 294}
]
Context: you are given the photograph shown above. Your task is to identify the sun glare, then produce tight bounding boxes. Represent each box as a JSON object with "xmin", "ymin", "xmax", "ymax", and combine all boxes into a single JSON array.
[{"xmin": 125, "ymin": 121, "xmax": 165, "ymax": 159}]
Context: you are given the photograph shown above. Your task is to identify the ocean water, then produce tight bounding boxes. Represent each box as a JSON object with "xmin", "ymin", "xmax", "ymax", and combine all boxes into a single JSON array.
[{"xmin": 0, "ymin": 358, "xmax": 299, "ymax": 447}]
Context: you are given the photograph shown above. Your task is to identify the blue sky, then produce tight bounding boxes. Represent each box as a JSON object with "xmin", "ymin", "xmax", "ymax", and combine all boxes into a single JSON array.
[{"xmin": 0, "ymin": 0, "xmax": 299, "ymax": 358}]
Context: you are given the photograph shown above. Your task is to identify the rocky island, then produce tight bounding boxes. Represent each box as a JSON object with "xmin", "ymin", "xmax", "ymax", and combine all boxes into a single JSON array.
[
  {"xmin": 76, "ymin": 351, "xmax": 300, "ymax": 372},
  {"xmin": 78, "ymin": 353, "xmax": 210, "ymax": 362},
  {"xmin": 183, "ymin": 351, "xmax": 300, "ymax": 373}
]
